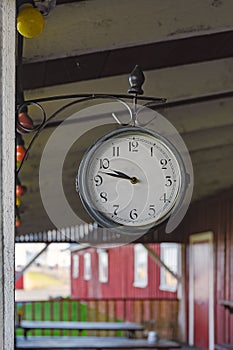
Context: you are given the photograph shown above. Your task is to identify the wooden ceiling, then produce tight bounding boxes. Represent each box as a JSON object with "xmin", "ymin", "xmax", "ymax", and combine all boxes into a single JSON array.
[
  {"xmin": 22, "ymin": 29, "xmax": 233, "ymax": 89},
  {"xmin": 16, "ymin": 0, "xmax": 233, "ymax": 240}
]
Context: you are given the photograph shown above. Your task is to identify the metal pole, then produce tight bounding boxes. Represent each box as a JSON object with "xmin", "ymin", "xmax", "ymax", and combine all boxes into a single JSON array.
[
  {"xmin": 143, "ymin": 244, "xmax": 182, "ymax": 283},
  {"xmin": 15, "ymin": 243, "xmax": 51, "ymax": 281}
]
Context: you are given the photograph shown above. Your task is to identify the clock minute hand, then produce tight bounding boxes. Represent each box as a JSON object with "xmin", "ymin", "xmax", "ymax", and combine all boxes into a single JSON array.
[
  {"xmin": 99, "ymin": 170, "xmax": 131, "ymax": 180},
  {"xmin": 100, "ymin": 170, "xmax": 138, "ymax": 184}
]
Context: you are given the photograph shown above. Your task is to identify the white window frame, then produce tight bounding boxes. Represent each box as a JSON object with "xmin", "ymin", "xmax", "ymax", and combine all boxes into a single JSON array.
[
  {"xmin": 160, "ymin": 243, "xmax": 179, "ymax": 292},
  {"xmin": 133, "ymin": 244, "xmax": 148, "ymax": 288},
  {"xmin": 84, "ymin": 252, "xmax": 91, "ymax": 280},
  {"xmin": 98, "ymin": 250, "xmax": 108, "ymax": 283},
  {"xmin": 72, "ymin": 254, "xmax": 79, "ymax": 279}
]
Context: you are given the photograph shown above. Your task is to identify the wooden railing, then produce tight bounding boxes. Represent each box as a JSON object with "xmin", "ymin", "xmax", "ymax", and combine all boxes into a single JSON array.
[{"xmin": 15, "ymin": 298, "xmax": 179, "ymax": 340}]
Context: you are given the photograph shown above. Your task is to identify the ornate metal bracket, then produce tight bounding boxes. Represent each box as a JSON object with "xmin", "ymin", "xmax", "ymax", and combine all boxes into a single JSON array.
[{"xmin": 16, "ymin": 65, "xmax": 166, "ymax": 175}]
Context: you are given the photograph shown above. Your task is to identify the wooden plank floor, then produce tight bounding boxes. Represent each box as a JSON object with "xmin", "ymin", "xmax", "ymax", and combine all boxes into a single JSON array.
[{"xmin": 16, "ymin": 336, "xmax": 181, "ymax": 349}]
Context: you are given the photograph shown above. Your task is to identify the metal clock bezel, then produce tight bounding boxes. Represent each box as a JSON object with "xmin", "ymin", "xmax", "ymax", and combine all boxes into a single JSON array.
[{"xmin": 76, "ymin": 126, "xmax": 188, "ymax": 235}]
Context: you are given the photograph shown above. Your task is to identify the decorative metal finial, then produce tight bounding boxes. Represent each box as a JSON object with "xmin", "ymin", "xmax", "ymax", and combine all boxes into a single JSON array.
[{"xmin": 128, "ymin": 65, "xmax": 145, "ymax": 95}]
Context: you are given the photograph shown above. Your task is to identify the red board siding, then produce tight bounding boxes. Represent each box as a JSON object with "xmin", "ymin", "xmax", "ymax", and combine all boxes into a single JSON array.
[
  {"xmin": 182, "ymin": 194, "xmax": 233, "ymax": 345},
  {"xmin": 70, "ymin": 245, "xmax": 180, "ymax": 340},
  {"xmin": 15, "ymin": 271, "xmax": 24, "ymax": 289},
  {"xmin": 71, "ymin": 244, "xmax": 177, "ymax": 301},
  {"xmin": 71, "ymin": 193, "xmax": 233, "ymax": 345}
]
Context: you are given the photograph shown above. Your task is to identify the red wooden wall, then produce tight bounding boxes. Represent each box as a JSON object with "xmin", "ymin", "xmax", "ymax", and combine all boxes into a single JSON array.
[
  {"xmin": 71, "ymin": 192, "xmax": 233, "ymax": 345},
  {"xmin": 15, "ymin": 272, "xmax": 24, "ymax": 290},
  {"xmin": 181, "ymin": 193, "xmax": 233, "ymax": 345},
  {"xmin": 71, "ymin": 244, "xmax": 177, "ymax": 300}
]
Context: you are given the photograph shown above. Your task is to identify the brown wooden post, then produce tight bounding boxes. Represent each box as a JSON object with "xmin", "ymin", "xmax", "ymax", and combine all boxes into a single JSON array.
[
  {"xmin": 113, "ymin": 300, "xmax": 117, "ymax": 337},
  {"xmin": 105, "ymin": 300, "xmax": 109, "ymax": 322},
  {"xmin": 123, "ymin": 298, "xmax": 127, "ymax": 322}
]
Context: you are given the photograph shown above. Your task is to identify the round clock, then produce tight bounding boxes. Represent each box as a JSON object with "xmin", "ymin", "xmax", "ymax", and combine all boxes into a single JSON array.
[{"xmin": 76, "ymin": 126, "xmax": 187, "ymax": 235}]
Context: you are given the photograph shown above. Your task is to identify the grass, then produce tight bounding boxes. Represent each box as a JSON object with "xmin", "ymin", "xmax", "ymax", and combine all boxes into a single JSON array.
[{"xmin": 24, "ymin": 271, "xmax": 64, "ymax": 289}]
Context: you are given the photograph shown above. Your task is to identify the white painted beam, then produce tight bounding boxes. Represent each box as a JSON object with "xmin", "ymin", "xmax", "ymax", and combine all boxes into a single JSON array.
[
  {"xmin": 0, "ymin": 1, "xmax": 15, "ymax": 349},
  {"xmin": 23, "ymin": 0, "xmax": 233, "ymax": 61}
]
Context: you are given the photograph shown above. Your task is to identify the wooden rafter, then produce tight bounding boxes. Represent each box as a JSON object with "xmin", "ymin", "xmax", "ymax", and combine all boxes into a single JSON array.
[{"xmin": 22, "ymin": 29, "xmax": 233, "ymax": 90}]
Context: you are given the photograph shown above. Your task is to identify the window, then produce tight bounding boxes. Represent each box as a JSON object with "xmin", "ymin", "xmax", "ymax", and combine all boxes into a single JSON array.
[
  {"xmin": 160, "ymin": 243, "xmax": 179, "ymax": 292},
  {"xmin": 98, "ymin": 250, "xmax": 108, "ymax": 283},
  {"xmin": 84, "ymin": 252, "xmax": 91, "ymax": 280},
  {"xmin": 72, "ymin": 254, "xmax": 79, "ymax": 279},
  {"xmin": 134, "ymin": 244, "xmax": 148, "ymax": 288}
]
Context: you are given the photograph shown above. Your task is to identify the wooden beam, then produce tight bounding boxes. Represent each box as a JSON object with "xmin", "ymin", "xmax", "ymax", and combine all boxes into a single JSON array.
[
  {"xmin": 22, "ymin": 29, "xmax": 233, "ymax": 90},
  {"xmin": 56, "ymin": 0, "xmax": 86, "ymax": 3},
  {"xmin": 143, "ymin": 244, "xmax": 182, "ymax": 283},
  {"xmin": 182, "ymin": 124, "xmax": 233, "ymax": 152}
]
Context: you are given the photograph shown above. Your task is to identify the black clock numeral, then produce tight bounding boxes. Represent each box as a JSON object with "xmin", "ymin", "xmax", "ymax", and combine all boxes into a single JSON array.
[
  {"xmin": 148, "ymin": 204, "xmax": 156, "ymax": 217},
  {"xmin": 112, "ymin": 146, "xmax": 120, "ymax": 157},
  {"xmin": 100, "ymin": 192, "xmax": 108, "ymax": 203},
  {"xmin": 150, "ymin": 147, "xmax": 154, "ymax": 157},
  {"xmin": 130, "ymin": 208, "xmax": 138, "ymax": 220},
  {"xmin": 129, "ymin": 140, "xmax": 139, "ymax": 152},
  {"xmin": 160, "ymin": 159, "xmax": 168, "ymax": 169},
  {"xmin": 94, "ymin": 175, "xmax": 103, "ymax": 186},
  {"xmin": 113, "ymin": 204, "xmax": 119, "ymax": 216},
  {"xmin": 100, "ymin": 158, "xmax": 110, "ymax": 169},
  {"xmin": 160, "ymin": 193, "xmax": 171, "ymax": 203},
  {"xmin": 165, "ymin": 176, "xmax": 173, "ymax": 187}
]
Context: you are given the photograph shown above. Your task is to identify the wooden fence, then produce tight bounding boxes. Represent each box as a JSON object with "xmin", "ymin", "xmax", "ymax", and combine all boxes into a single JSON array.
[{"xmin": 15, "ymin": 298, "xmax": 180, "ymax": 340}]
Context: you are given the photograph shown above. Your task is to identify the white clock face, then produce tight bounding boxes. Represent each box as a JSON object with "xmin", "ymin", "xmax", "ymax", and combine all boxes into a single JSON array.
[{"xmin": 77, "ymin": 127, "xmax": 184, "ymax": 232}]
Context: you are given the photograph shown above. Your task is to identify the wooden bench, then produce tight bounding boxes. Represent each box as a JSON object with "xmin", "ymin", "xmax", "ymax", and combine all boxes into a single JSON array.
[
  {"xmin": 16, "ymin": 335, "xmax": 181, "ymax": 349},
  {"xmin": 215, "ymin": 345, "xmax": 233, "ymax": 350},
  {"xmin": 16, "ymin": 320, "xmax": 144, "ymax": 339}
]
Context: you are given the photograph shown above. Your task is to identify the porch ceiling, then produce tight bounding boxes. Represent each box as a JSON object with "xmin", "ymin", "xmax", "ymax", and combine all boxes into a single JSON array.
[{"xmin": 16, "ymin": 0, "xmax": 233, "ymax": 239}]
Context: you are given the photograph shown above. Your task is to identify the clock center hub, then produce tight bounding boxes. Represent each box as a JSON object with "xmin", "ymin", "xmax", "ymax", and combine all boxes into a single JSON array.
[{"xmin": 130, "ymin": 176, "xmax": 138, "ymax": 184}]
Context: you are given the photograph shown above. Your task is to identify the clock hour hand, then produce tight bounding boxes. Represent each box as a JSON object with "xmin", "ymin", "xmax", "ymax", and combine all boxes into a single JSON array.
[{"xmin": 111, "ymin": 169, "xmax": 132, "ymax": 180}]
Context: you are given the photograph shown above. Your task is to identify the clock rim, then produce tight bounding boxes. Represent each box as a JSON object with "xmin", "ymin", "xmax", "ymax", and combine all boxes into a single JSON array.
[{"xmin": 76, "ymin": 126, "xmax": 188, "ymax": 235}]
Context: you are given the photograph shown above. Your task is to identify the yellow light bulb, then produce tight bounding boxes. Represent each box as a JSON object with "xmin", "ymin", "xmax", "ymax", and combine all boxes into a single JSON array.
[
  {"xmin": 17, "ymin": 4, "xmax": 44, "ymax": 38},
  {"xmin": 16, "ymin": 197, "xmax": 21, "ymax": 207}
]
